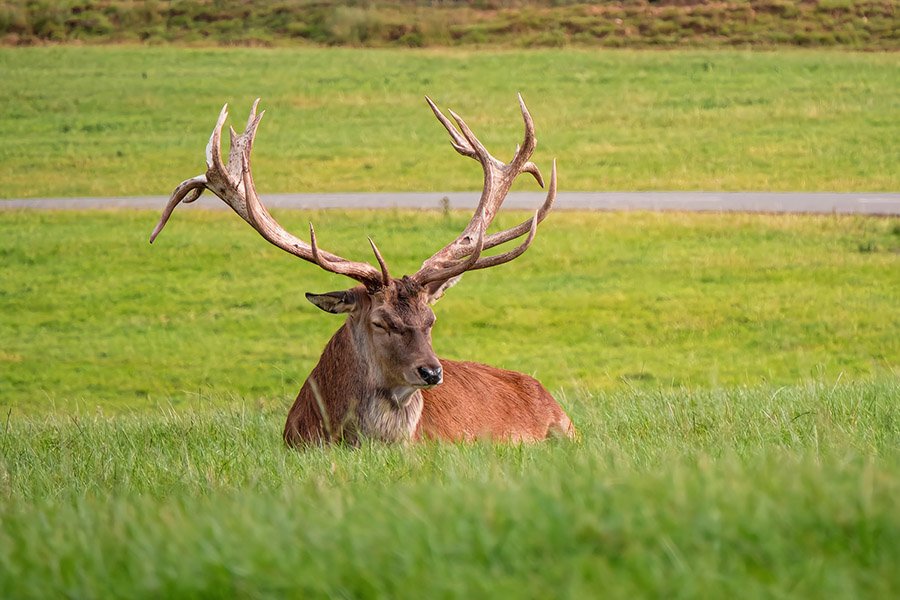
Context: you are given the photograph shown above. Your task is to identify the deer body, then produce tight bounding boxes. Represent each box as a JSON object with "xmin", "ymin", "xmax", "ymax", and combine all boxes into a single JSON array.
[
  {"xmin": 153, "ymin": 95, "xmax": 574, "ymax": 446},
  {"xmin": 285, "ymin": 358, "xmax": 572, "ymax": 446},
  {"xmin": 283, "ymin": 283, "xmax": 573, "ymax": 446}
]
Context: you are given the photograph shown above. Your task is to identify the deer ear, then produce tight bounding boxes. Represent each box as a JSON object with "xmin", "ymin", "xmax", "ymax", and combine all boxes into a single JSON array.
[
  {"xmin": 305, "ymin": 290, "xmax": 357, "ymax": 314},
  {"xmin": 423, "ymin": 275, "xmax": 463, "ymax": 305}
]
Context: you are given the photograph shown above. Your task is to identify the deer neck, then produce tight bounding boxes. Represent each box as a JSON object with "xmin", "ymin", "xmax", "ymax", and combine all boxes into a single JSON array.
[{"xmin": 315, "ymin": 322, "xmax": 423, "ymax": 443}]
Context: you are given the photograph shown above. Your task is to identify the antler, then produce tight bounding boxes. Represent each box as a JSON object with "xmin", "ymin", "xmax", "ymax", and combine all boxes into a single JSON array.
[
  {"xmin": 150, "ymin": 100, "xmax": 387, "ymax": 289},
  {"xmin": 412, "ymin": 94, "xmax": 557, "ymax": 288}
]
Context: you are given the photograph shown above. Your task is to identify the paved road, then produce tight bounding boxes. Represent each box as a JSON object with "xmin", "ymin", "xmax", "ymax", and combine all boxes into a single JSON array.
[{"xmin": 2, "ymin": 192, "xmax": 899, "ymax": 215}]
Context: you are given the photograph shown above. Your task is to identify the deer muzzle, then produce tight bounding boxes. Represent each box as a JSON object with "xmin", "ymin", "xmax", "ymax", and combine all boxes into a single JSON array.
[{"xmin": 416, "ymin": 364, "xmax": 443, "ymax": 387}]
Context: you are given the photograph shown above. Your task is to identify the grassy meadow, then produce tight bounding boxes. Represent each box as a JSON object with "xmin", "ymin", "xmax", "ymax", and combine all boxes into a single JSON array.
[
  {"xmin": 2, "ymin": 380, "xmax": 898, "ymax": 598},
  {"xmin": 2, "ymin": 209, "xmax": 897, "ymax": 411},
  {"xmin": 1, "ymin": 207, "xmax": 898, "ymax": 596},
  {"xmin": 1, "ymin": 42, "xmax": 899, "ymax": 598},
  {"xmin": 1, "ymin": 46, "xmax": 898, "ymax": 197}
]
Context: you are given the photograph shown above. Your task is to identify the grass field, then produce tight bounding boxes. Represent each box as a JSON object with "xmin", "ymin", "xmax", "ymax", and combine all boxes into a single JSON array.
[
  {"xmin": 1, "ymin": 46, "xmax": 898, "ymax": 197},
  {"xmin": 2, "ymin": 208, "xmax": 898, "ymax": 596},
  {"xmin": 1, "ymin": 380, "xmax": 898, "ymax": 597},
  {"xmin": 2, "ymin": 209, "xmax": 897, "ymax": 412},
  {"xmin": 2, "ymin": 39, "xmax": 899, "ymax": 598}
]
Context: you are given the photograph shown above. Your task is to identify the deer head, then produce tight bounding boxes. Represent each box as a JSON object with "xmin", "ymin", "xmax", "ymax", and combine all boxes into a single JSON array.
[
  {"xmin": 150, "ymin": 96, "xmax": 556, "ymax": 400},
  {"xmin": 305, "ymin": 277, "xmax": 442, "ymax": 407}
]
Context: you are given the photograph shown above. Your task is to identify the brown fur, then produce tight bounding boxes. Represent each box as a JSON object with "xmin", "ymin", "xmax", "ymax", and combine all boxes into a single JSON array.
[
  {"xmin": 283, "ymin": 322, "xmax": 424, "ymax": 445},
  {"xmin": 416, "ymin": 359, "xmax": 574, "ymax": 442}
]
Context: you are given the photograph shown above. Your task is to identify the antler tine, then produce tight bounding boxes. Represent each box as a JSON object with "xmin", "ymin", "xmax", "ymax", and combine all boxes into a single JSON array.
[
  {"xmin": 438, "ymin": 161, "xmax": 554, "ymax": 271},
  {"xmin": 447, "ymin": 109, "xmax": 494, "ymax": 164},
  {"xmin": 300, "ymin": 222, "xmax": 385, "ymax": 289},
  {"xmin": 368, "ymin": 237, "xmax": 391, "ymax": 287},
  {"xmin": 470, "ymin": 210, "xmax": 539, "ymax": 271},
  {"xmin": 482, "ymin": 159, "xmax": 556, "ymax": 252},
  {"xmin": 226, "ymin": 100, "xmax": 264, "ymax": 186},
  {"xmin": 150, "ymin": 104, "xmax": 232, "ymax": 243},
  {"xmin": 511, "ymin": 92, "xmax": 537, "ymax": 172},
  {"xmin": 246, "ymin": 98, "xmax": 261, "ymax": 130},
  {"xmin": 206, "ymin": 103, "xmax": 229, "ymax": 178},
  {"xmin": 149, "ymin": 175, "xmax": 207, "ymax": 243},
  {"xmin": 308, "ymin": 222, "xmax": 325, "ymax": 266},
  {"xmin": 425, "ymin": 96, "xmax": 476, "ymax": 159},
  {"xmin": 412, "ymin": 95, "xmax": 554, "ymax": 292},
  {"xmin": 241, "ymin": 151, "xmax": 384, "ymax": 288},
  {"xmin": 152, "ymin": 99, "xmax": 385, "ymax": 289}
]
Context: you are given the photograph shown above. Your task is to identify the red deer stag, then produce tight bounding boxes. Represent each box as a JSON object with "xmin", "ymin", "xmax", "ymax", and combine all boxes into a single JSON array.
[{"xmin": 151, "ymin": 96, "xmax": 574, "ymax": 445}]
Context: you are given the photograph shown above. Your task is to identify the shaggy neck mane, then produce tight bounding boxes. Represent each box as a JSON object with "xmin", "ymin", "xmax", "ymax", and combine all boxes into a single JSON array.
[{"xmin": 303, "ymin": 320, "xmax": 423, "ymax": 444}]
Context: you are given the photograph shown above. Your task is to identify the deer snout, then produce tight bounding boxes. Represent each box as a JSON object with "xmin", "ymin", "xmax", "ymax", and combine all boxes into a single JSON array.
[{"xmin": 417, "ymin": 365, "xmax": 443, "ymax": 386}]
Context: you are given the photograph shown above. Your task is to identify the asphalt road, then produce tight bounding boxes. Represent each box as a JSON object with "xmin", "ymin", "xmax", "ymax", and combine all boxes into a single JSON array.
[{"xmin": 2, "ymin": 191, "xmax": 899, "ymax": 215}]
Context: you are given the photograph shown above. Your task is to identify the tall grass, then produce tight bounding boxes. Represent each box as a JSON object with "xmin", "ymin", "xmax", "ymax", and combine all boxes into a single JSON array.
[{"xmin": 1, "ymin": 380, "xmax": 897, "ymax": 598}]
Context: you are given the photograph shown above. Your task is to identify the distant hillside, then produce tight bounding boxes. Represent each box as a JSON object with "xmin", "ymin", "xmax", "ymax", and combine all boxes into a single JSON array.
[{"xmin": 1, "ymin": 1, "xmax": 896, "ymax": 50}]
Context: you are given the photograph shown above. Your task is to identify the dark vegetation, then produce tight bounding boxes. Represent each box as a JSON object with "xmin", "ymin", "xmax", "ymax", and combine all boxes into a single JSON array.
[{"xmin": 1, "ymin": 0, "xmax": 896, "ymax": 49}]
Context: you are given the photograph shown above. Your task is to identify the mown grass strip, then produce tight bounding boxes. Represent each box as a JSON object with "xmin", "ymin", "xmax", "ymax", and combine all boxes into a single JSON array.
[
  {"xmin": 1, "ymin": 47, "xmax": 897, "ymax": 197},
  {"xmin": 1, "ymin": 209, "xmax": 897, "ymax": 413}
]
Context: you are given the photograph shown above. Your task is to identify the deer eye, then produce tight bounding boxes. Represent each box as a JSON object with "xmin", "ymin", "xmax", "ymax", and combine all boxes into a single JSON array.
[{"xmin": 372, "ymin": 321, "xmax": 392, "ymax": 334}]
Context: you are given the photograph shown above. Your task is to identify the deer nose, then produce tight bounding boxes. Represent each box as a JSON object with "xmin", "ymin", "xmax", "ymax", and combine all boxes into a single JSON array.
[{"xmin": 417, "ymin": 365, "xmax": 443, "ymax": 386}]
